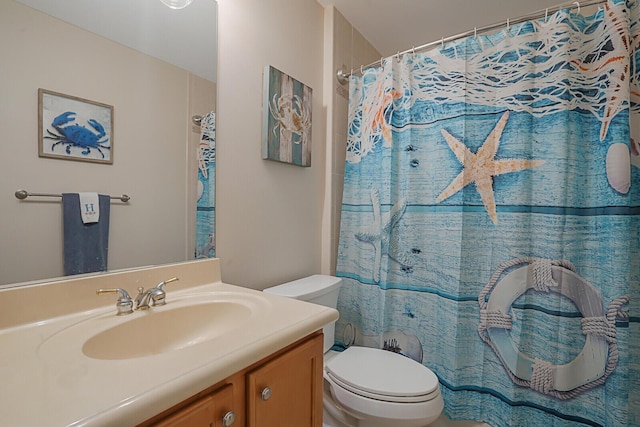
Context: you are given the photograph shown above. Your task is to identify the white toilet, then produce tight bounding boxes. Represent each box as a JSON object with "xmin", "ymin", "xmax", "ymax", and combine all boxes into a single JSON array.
[{"xmin": 264, "ymin": 275, "xmax": 444, "ymax": 427}]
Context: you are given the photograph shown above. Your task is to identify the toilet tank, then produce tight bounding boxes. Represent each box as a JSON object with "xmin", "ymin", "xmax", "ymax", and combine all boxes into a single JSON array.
[{"xmin": 263, "ymin": 275, "xmax": 342, "ymax": 353}]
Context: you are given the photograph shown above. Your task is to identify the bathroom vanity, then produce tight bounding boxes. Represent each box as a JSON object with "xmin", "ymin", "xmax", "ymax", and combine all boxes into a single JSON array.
[
  {"xmin": 142, "ymin": 332, "xmax": 323, "ymax": 426},
  {"xmin": 0, "ymin": 259, "xmax": 337, "ymax": 426}
]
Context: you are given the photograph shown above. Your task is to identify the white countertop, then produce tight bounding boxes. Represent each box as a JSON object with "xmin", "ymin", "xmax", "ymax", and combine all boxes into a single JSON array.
[{"xmin": 0, "ymin": 260, "xmax": 338, "ymax": 426}]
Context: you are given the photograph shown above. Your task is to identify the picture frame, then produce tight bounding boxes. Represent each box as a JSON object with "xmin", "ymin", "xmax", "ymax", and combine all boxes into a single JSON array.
[
  {"xmin": 262, "ymin": 66, "xmax": 312, "ymax": 167},
  {"xmin": 38, "ymin": 88, "xmax": 114, "ymax": 164}
]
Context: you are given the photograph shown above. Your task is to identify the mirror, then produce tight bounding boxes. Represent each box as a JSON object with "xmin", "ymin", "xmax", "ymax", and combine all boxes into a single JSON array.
[{"xmin": 0, "ymin": 0, "xmax": 217, "ymax": 286}]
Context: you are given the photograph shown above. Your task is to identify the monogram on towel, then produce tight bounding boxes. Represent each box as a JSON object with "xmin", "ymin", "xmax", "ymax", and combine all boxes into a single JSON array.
[{"xmin": 79, "ymin": 192, "xmax": 100, "ymax": 224}]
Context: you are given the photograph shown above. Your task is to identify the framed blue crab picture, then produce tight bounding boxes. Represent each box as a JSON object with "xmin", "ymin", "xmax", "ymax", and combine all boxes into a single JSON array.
[
  {"xmin": 38, "ymin": 89, "xmax": 114, "ymax": 164},
  {"xmin": 262, "ymin": 66, "xmax": 312, "ymax": 167}
]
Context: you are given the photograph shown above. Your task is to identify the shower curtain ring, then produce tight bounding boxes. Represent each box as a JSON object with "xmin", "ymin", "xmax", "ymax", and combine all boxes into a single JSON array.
[
  {"xmin": 573, "ymin": 2, "xmax": 580, "ymax": 13},
  {"xmin": 474, "ymin": 27, "xmax": 477, "ymax": 39},
  {"xmin": 361, "ymin": 64, "xmax": 364, "ymax": 74},
  {"xmin": 396, "ymin": 51, "xmax": 400, "ymax": 62},
  {"xmin": 441, "ymin": 36, "xmax": 444, "ymax": 48},
  {"xmin": 412, "ymin": 46, "xmax": 416, "ymax": 55},
  {"xmin": 545, "ymin": 8, "xmax": 549, "ymax": 22},
  {"xmin": 506, "ymin": 18, "xmax": 510, "ymax": 31}
]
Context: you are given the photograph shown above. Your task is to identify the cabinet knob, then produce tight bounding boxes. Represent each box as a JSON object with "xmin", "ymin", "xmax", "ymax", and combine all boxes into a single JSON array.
[
  {"xmin": 222, "ymin": 410, "xmax": 236, "ymax": 426},
  {"xmin": 260, "ymin": 387, "xmax": 272, "ymax": 401}
]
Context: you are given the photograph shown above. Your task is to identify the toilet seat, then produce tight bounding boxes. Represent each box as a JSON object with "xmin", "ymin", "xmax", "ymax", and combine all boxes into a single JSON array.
[
  {"xmin": 325, "ymin": 346, "xmax": 440, "ymax": 403},
  {"xmin": 326, "ymin": 372, "xmax": 441, "ymax": 403},
  {"xmin": 324, "ymin": 347, "xmax": 444, "ymax": 424}
]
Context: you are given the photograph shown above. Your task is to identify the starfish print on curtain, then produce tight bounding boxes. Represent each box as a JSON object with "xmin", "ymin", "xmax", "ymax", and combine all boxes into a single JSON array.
[
  {"xmin": 354, "ymin": 187, "xmax": 414, "ymax": 282},
  {"xmin": 436, "ymin": 111, "xmax": 545, "ymax": 224}
]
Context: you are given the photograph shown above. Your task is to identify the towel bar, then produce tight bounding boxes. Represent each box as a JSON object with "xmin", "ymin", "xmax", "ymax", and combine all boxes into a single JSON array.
[{"xmin": 15, "ymin": 190, "xmax": 130, "ymax": 202}]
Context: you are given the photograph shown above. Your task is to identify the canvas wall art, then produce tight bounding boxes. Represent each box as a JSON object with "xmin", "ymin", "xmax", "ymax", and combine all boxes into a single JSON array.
[
  {"xmin": 262, "ymin": 66, "xmax": 312, "ymax": 167},
  {"xmin": 39, "ymin": 88, "xmax": 114, "ymax": 164}
]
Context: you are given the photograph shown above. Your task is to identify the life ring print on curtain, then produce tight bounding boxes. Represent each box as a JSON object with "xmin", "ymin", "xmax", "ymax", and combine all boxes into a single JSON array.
[{"xmin": 477, "ymin": 257, "xmax": 629, "ymax": 399}]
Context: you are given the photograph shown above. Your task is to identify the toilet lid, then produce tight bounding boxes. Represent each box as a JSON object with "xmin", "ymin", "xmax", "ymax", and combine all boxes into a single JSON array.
[{"xmin": 325, "ymin": 346, "xmax": 439, "ymax": 400}]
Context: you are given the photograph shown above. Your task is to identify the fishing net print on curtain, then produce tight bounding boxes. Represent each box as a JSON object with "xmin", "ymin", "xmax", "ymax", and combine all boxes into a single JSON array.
[
  {"xmin": 196, "ymin": 111, "xmax": 216, "ymax": 259},
  {"xmin": 336, "ymin": 1, "xmax": 638, "ymax": 426}
]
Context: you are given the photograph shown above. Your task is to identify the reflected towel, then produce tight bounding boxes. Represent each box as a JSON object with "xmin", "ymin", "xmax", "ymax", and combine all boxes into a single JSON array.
[
  {"xmin": 62, "ymin": 193, "xmax": 110, "ymax": 276},
  {"xmin": 79, "ymin": 192, "xmax": 100, "ymax": 224}
]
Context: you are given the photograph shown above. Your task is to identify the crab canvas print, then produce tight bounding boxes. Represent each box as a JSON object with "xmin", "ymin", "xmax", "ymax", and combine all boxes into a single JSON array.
[
  {"xmin": 262, "ymin": 66, "xmax": 312, "ymax": 167},
  {"xmin": 38, "ymin": 89, "xmax": 113, "ymax": 164}
]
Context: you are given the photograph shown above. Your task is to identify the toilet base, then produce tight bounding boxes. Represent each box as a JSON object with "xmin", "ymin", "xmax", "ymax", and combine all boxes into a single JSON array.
[
  {"xmin": 323, "ymin": 380, "xmax": 358, "ymax": 427},
  {"xmin": 323, "ymin": 378, "xmax": 442, "ymax": 427},
  {"xmin": 323, "ymin": 410, "xmax": 440, "ymax": 427}
]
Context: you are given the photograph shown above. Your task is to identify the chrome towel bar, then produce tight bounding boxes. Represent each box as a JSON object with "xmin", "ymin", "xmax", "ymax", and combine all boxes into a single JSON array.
[{"xmin": 15, "ymin": 189, "xmax": 130, "ymax": 202}]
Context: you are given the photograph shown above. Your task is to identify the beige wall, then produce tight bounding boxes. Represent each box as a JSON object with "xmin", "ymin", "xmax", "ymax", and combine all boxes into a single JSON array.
[
  {"xmin": 0, "ymin": 1, "xmax": 213, "ymax": 285},
  {"xmin": 321, "ymin": 6, "xmax": 381, "ymax": 275},
  {"xmin": 215, "ymin": 0, "xmax": 380, "ymax": 288},
  {"xmin": 2, "ymin": 0, "xmax": 366, "ymax": 289},
  {"xmin": 216, "ymin": 0, "xmax": 326, "ymax": 289}
]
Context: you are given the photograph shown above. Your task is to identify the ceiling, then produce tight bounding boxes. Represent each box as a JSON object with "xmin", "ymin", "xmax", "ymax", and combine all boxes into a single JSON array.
[
  {"xmin": 17, "ymin": 0, "xmax": 587, "ymax": 82},
  {"xmin": 317, "ymin": 0, "xmax": 574, "ymax": 57},
  {"xmin": 14, "ymin": 0, "xmax": 217, "ymax": 82}
]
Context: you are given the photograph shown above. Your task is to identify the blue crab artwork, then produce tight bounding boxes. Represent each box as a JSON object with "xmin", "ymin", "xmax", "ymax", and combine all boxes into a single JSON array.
[{"xmin": 45, "ymin": 111, "xmax": 110, "ymax": 158}]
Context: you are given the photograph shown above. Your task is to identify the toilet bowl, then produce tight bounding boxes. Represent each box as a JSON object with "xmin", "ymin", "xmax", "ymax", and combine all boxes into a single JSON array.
[
  {"xmin": 324, "ymin": 346, "xmax": 443, "ymax": 427},
  {"xmin": 264, "ymin": 276, "xmax": 444, "ymax": 427}
]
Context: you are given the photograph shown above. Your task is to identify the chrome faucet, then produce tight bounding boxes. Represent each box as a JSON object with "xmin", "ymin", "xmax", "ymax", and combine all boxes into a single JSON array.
[
  {"xmin": 96, "ymin": 288, "xmax": 134, "ymax": 315},
  {"xmin": 135, "ymin": 277, "xmax": 179, "ymax": 310}
]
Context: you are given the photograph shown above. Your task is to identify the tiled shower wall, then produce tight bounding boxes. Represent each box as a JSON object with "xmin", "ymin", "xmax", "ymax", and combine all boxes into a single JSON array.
[{"xmin": 326, "ymin": 7, "xmax": 381, "ymax": 274}]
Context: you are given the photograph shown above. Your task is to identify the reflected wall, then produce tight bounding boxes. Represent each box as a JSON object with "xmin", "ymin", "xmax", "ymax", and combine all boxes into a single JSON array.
[{"xmin": 0, "ymin": 0, "xmax": 215, "ymax": 285}]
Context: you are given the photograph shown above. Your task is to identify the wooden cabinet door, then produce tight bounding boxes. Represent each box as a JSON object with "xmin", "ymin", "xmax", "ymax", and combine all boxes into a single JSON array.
[
  {"xmin": 153, "ymin": 384, "xmax": 235, "ymax": 427},
  {"xmin": 210, "ymin": 384, "xmax": 236, "ymax": 427},
  {"xmin": 246, "ymin": 334, "xmax": 323, "ymax": 427},
  {"xmin": 153, "ymin": 395, "xmax": 214, "ymax": 427}
]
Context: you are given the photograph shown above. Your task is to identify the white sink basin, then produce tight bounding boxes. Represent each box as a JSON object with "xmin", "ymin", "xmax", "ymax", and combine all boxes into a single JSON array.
[
  {"xmin": 38, "ymin": 291, "xmax": 270, "ymax": 361},
  {"xmin": 83, "ymin": 301, "xmax": 251, "ymax": 360}
]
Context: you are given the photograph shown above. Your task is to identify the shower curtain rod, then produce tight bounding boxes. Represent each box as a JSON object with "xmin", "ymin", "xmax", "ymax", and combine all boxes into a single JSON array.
[{"xmin": 336, "ymin": 0, "xmax": 607, "ymax": 84}]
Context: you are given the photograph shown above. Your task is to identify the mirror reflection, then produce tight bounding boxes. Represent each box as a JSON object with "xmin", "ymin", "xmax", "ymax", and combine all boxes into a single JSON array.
[{"xmin": 0, "ymin": 0, "xmax": 217, "ymax": 286}]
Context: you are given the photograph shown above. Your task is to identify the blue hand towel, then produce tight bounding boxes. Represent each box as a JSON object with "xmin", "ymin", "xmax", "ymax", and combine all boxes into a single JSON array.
[{"xmin": 62, "ymin": 193, "xmax": 110, "ymax": 276}]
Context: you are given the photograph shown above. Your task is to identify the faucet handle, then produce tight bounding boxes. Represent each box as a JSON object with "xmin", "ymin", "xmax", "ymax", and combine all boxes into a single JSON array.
[
  {"xmin": 156, "ymin": 277, "xmax": 179, "ymax": 291},
  {"xmin": 96, "ymin": 288, "xmax": 134, "ymax": 315},
  {"xmin": 150, "ymin": 277, "xmax": 180, "ymax": 306}
]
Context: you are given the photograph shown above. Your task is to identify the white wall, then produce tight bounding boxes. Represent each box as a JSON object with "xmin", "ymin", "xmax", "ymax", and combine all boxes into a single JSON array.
[
  {"xmin": 216, "ymin": 0, "xmax": 326, "ymax": 289},
  {"xmin": 0, "ymin": 0, "xmax": 212, "ymax": 285}
]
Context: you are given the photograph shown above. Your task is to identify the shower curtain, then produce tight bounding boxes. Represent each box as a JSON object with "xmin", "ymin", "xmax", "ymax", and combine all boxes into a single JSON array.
[
  {"xmin": 196, "ymin": 111, "xmax": 216, "ymax": 258},
  {"xmin": 335, "ymin": 1, "xmax": 638, "ymax": 426}
]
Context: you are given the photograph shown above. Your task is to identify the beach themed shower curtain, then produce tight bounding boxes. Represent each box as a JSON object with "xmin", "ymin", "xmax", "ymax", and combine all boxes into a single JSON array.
[
  {"xmin": 335, "ymin": 1, "xmax": 638, "ymax": 426},
  {"xmin": 196, "ymin": 111, "xmax": 216, "ymax": 258}
]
